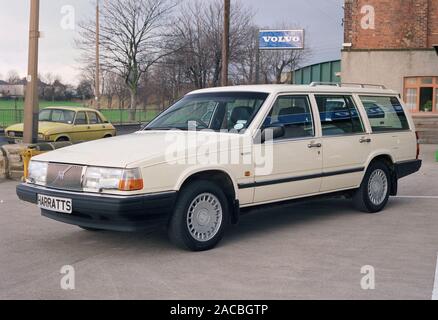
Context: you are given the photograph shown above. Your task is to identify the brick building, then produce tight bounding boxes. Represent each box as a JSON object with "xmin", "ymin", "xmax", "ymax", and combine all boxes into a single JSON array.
[{"xmin": 342, "ymin": 0, "xmax": 438, "ymax": 116}]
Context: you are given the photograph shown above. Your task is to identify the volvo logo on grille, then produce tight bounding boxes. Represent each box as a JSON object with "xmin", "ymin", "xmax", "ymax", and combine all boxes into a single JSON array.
[{"xmin": 53, "ymin": 165, "xmax": 74, "ymax": 184}]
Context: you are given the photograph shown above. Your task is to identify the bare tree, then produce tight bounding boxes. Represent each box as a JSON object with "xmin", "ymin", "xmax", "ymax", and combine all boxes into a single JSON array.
[
  {"xmin": 169, "ymin": 0, "xmax": 254, "ymax": 89},
  {"xmin": 7, "ymin": 70, "xmax": 21, "ymax": 84},
  {"xmin": 77, "ymin": 0, "xmax": 176, "ymax": 120},
  {"xmin": 261, "ymin": 49, "xmax": 309, "ymax": 84}
]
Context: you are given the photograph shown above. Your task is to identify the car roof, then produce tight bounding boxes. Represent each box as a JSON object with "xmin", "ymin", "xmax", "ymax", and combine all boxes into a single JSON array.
[
  {"xmin": 188, "ymin": 84, "xmax": 399, "ymax": 96},
  {"xmin": 43, "ymin": 106, "xmax": 101, "ymax": 112}
]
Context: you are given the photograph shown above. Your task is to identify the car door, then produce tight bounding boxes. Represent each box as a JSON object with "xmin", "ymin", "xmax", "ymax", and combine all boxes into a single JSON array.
[
  {"xmin": 87, "ymin": 111, "xmax": 107, "ymax": 140},
  {"xmin": 252, "ymin": 94, "xmax": 323, "ymax": 204},
  {"xmin": 70, "ymin": 111, "xmax": 90, "ymax": 142},
  {"xmin": 315, "ymin": 95, "xmax": 371, "ymax": 192}
]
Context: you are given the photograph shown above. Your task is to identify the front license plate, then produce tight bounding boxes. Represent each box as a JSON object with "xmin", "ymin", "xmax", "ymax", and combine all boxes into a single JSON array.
[{"xmin": 37, "ymin": 194, "xmax": 72, "ymax": 214}]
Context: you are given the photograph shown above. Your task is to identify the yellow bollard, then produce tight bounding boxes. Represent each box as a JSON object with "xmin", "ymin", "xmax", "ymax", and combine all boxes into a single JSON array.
[{"xmin": 22, "ymin": 148, "xmax": 45, "ymax": 180}]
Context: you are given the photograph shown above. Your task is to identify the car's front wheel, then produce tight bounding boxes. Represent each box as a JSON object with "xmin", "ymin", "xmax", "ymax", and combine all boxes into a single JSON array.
[
  {"xmin": 168, "ymin": 180, "xmax": 229, "ymax": 251},
  {"xmin": 353, "ymin": 161, "xmax": 391, "ymax": 213}
]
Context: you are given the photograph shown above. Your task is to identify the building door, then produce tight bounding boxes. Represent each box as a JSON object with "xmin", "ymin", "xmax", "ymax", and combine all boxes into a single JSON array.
[{"xmin": 419, "ymin": 87, "xmax": 434, "ymax": 112}]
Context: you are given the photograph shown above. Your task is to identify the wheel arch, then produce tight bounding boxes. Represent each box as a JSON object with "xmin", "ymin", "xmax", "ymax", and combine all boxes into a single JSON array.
[
  {"xmin": 176, "ymin": 168, "xmax": 240, "ymax": 224},
  {"xmin": 365, "ymin": 152, "xmax": 397, "ymax": 196},
  {"xmin": 54, "ymin": 134, "xmax": 71, "ymax": 142}
]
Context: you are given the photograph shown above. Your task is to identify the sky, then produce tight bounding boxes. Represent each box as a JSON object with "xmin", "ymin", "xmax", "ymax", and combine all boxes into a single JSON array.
[{"xmin": 0, "ymin": 0, "xmax": 344, "ymax": 85}]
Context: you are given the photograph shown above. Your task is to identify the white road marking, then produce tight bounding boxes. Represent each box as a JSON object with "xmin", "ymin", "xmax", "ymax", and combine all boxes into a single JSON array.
[
  {"xmin": 433, "ymin": 254, "xmax": 438, "ymax": 300},
  {"xmin": 395, "ymin": 196, "xmax": 438, "ymax": 199}
]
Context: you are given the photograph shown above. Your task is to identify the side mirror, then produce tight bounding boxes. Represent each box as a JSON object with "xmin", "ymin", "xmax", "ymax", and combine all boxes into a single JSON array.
[{"xmin": 261, "ymin": 124, "xmax": 285, "ymax": 143}]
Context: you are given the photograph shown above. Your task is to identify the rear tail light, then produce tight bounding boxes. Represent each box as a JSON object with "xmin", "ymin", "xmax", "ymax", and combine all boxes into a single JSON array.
[{"xmin": 415, "ymin": 131, "xmax": 420, "ymax": 160}]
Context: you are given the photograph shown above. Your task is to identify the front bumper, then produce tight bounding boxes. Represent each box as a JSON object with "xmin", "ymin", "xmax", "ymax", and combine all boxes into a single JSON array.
[{"xmin": 17, "ymin": 183, "xmax": 177, "ymax": 232}]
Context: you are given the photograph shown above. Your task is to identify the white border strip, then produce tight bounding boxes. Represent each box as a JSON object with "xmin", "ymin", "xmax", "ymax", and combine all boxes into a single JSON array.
[
  {"xmin": 395, "ymin": 196, "xmax": 438, "ymax": 199},
  {"xmin": 433, "ymin": 254, "xmax": 438, "ymax": 300}
]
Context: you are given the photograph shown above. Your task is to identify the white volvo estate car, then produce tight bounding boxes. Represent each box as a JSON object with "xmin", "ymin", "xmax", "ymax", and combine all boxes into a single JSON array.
[{"xmin": 17, "ymin": 84, "xmax": 422, "ymax": 251}]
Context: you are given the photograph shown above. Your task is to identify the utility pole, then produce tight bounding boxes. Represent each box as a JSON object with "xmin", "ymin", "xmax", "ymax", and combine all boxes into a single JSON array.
[
  {"xmin": 255, "ymin": 31, "xmax": 260, "ymax": 84},
  {"xmin": 95, "ymin": 0, "xmax": 101, "ymax": 109},
  {"xmin": 221, "ymin": 0, "xmax": 230, "ymax": 87},
  {"xmin": 23, "ymin": 0, "xmax": 40, "ymax": 144}
]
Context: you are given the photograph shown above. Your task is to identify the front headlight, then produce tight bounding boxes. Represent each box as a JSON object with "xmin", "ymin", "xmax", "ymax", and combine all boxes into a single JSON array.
[
  {"xmin": 27, "ymin": 161, "xmax": 48, "ymax": 186},
  {"xmin": 38, "ymin": 133, "xmax": 46, "ymax": 140},
  {"xmin": 83, "ymin": 167, "xmax": 143, "ymax": 192}
]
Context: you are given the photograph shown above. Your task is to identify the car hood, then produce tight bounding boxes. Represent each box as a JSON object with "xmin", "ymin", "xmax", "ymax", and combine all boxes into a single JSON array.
[
  {"xmin": 33, "ymin": 130, "xmax": 245, "ymax": 168},
  {"xmin": 6, "ymin": 122, "xmax": 70, "ymax": 134}
]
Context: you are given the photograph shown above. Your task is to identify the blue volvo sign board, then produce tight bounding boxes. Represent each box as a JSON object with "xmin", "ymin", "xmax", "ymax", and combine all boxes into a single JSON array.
[{"xmin": 259, "ymin": 30, "xmax": 304, "ymax": 50}]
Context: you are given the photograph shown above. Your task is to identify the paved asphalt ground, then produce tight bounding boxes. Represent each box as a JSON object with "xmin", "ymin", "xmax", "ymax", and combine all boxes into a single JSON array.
[{"xmin": 0, "ymin": 145, "xmax": 437, "ymax": 300}]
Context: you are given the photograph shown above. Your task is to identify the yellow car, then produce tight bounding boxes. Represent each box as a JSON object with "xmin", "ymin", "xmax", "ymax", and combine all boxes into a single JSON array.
[{"xmin": 5, "ymin": 107, "xmax": 116, "ymax": 143}]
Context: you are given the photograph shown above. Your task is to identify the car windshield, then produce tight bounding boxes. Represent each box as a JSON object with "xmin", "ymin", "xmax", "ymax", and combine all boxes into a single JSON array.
[
  {"xmin": 145, "ymin": 92, "xmax": 269, "ymax": 132},
  {"xmin": 39, "ymin": 109, "xmax": 76, "ymax": 124}
]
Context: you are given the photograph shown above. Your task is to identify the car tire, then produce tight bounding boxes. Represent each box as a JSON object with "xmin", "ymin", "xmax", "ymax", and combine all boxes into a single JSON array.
[
  {"xmin": 353, "ymin": 161, "xmax": 391, "ymax": 213},
  {"xmin": 56, "ymin": 137, "xmax": 69, "ymax": 142},
  {"xmin": 168, "ymin": 180, "xmax": 230, "ymax": 251},
  {"xmin": 79, "ymin": 226, "xmax": 101, "ymax": 232}
]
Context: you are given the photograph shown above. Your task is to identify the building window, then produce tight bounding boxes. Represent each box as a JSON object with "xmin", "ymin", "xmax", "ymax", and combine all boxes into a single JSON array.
[{"xmin": 404, "ymin": 77, "xmax": 438, "ymax": 113}]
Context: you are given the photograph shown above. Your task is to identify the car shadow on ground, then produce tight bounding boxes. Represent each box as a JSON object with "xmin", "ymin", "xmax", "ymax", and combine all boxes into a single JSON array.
[{"xmin": 45, "ymin": 197, "xmax": 375, "ymax": 253}]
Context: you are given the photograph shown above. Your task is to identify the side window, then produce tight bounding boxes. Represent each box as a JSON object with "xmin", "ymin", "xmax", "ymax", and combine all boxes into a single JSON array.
[
  {"xmin": 87, "ymin": 112, "xmax": 101, "ymax": 124},
  {"xmin": 75, "ymin": 112, "xmax": 88, "ymax": 125},
  {"xmin": 263, "ymin": 95, "xmax": 314, "ymax": 140},
  {"xmin": 316, "ymin": 95, "xmax": 365, "ymax": 136},
  {"xmin": 360, "ymin": 96, "xmax": 410, "ymax": 132}
]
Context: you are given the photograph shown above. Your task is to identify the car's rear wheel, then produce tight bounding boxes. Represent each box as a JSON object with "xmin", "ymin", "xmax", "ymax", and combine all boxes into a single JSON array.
[
  {"xmin": 78, "ymin": 226, "xmax": 101, "ymax": 232},
  {"xmin": 168, "ymin": 180, "xmax": 229, "ymax": 251},
  {"xmin": 353, "ymin": 161, "xmax": 390, "ymax": 213},
  {"xmin": 56, "ymin": 137, "xmax": 69, "ymax": 142}
]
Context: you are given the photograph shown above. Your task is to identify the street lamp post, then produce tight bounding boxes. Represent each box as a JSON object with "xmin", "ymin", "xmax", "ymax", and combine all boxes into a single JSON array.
[
  {"xmin": 221, "ymin": 0, "xmax": 230, "ymax": 87},
  {"xmin": 23, "ymin": 0, "xmax": 40, "ymax": 144}
]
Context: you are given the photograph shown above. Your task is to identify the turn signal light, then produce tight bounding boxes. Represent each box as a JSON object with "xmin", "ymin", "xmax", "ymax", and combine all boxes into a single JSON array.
[
  {"xmin": 118, "ymin": 168, "xmax": 144, "ymax": 191},
  {"xmin": 119, "ymin": 178, "xmax": 144, "ymax": 191}
]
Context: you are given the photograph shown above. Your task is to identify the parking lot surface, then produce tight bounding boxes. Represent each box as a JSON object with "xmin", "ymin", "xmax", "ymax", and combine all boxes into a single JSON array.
[{"xmin": 0, "ymin": 145, "xmax": 437, "ymax": 300}]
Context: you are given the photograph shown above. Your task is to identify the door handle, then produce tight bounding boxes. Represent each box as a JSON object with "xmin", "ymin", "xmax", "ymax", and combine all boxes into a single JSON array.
[
  {"xmin": 308, "ymin": 142, "xmax": 322, "ymax": 149},
  {"xmin": 87, "ymin": 126, "xmax": 91, "ymax": 129},
  {"xmin": 360, "ymin": 137, "xmax": 371, "ymax": 143}
]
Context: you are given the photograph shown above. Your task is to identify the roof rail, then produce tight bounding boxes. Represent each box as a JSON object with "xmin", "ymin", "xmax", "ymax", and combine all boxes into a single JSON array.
[
  {"xmin": 309, "ymin": 82, "xmax": 387, "ymax": 89},
  {"xmin": 309, "ymin": 82, "xmax": 340, "ymax": 87}
]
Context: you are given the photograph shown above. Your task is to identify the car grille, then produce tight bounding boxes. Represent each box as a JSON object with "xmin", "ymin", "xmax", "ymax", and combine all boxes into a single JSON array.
[{"xmin": 46, "ymin": 163, "xmax": 85, "ymax": 191}]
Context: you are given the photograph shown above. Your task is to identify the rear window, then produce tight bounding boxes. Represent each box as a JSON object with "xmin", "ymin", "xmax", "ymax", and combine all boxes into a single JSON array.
[{"xmin": 360, "ymin": 96, "xmax": 410, "ymax": 132}]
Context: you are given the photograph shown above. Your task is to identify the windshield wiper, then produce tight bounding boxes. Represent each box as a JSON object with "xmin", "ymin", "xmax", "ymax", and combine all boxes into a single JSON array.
[{"xmin": 143, "ymin": 127, "xmax": 174, "ymax": 131}]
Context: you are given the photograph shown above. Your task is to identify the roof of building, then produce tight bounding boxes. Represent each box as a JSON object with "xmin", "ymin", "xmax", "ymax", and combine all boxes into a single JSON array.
[{"xmin": 189, "ymin": 84, "xmax": 398, "ymax": 96}]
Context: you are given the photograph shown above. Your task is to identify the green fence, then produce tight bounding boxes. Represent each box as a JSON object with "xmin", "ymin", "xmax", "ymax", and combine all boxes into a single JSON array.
[{"xmin": 0, "ymin": 108, "xmax": 160, "ymax": 128}]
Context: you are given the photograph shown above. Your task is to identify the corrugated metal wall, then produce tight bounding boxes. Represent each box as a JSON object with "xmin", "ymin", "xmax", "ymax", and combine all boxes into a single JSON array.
[{"xmin": 294, "ymin": 60, "xmax": 341, "ymax": 84}]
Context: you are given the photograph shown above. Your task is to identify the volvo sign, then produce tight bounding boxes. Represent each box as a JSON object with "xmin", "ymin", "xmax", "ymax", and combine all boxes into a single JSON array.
[{"xmin": 259, "ymin": 30, "xmax": 305, "ymax": 50}]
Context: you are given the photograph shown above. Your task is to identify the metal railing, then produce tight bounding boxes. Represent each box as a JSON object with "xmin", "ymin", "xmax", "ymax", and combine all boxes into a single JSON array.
[
  {"xmin": 0, "ymin": 108, "xmax": 161, "ymax": 128},
  {"xmin": 0, "ymin": 109, "xmax": 24, "ymax": 128}
]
